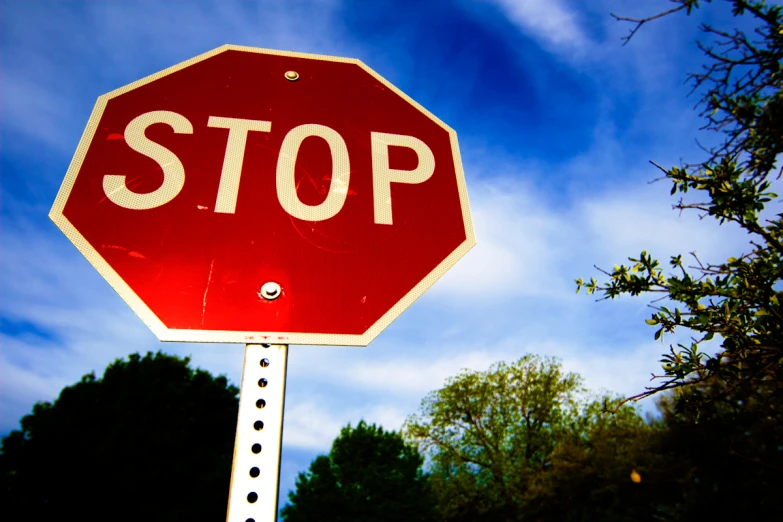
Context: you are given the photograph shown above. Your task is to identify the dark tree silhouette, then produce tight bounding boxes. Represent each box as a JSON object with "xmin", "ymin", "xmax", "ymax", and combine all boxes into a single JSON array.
[
  {"xmin": 0, "ymin": 351, "xmax": 239, "ymax": 521},
  {"xmin": 650, "ymin": 378, "xmax": 783, "ymax": 520},
  {"xmin": 282, "ymin": 420, "xmax": 436, "ymax": 522}
]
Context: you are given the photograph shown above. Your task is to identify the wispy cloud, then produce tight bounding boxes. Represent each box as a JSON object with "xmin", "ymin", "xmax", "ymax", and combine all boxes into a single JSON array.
[
  {"xmin": 486, "ymin": 0, "xmax": 590, "ymax": 54},
  {"xmin": 283, "ymin": 400, "xmax": 409, "ymax": 450},
  {"xmin": 1, "ymin": 0, "xmax": 349, "ymax": 160},
  {"xmin": 432, "ymin": 176, "xmax": 571, "ymax": 300},
  {"xmin": 429, "ymin": 171, "xmax": 754, "ymax": 306}
]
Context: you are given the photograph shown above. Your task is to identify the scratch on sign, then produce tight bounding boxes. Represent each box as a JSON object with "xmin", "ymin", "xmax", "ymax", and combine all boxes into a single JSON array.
[{"xmin": 201, "ymin": 259, "xmax": 215, "ymax": 325}]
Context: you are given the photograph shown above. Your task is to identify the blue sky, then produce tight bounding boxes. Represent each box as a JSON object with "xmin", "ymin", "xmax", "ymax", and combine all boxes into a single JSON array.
[{"xmin": 1, "ymin": 0, "xmax": 772, "ymax": 511}]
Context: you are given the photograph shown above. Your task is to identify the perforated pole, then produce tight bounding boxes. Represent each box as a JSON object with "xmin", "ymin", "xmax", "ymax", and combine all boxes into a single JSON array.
[{"xmin": 226, "ymin": 344, "xmax": 288, "ymax": 522}]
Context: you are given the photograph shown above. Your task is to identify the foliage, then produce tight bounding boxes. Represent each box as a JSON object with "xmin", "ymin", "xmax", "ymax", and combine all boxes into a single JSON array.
[
  {"xmin": 281, "ymin": 420, "xmax": 436, "ymax": 522},
  {"xmin": 404, "ymin": 355, "xmax": 583, "ymax": 520},
  {"xmin": 522, "ymin": 400, "xmax": 673, "ymax": 522},
  {"xmin": 404, "ymin": 355, "xmax": 660, "ymax": 521},
  {"xmin": 651, "ymin": 378, "xmax": 783, "ymax": 520},
  {"xmin": 0, "ymin": 352, "xmax": 239, "ymax": 521},
  {"xmin": 578, "ymin": 0, "xmax": 783, "ymax": 413}
]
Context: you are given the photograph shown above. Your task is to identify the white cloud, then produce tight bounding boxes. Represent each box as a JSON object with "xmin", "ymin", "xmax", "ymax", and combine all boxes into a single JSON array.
[
  {"xmin": 487, "ymin": 0, "xmax": 590, "ymax": 53},
  {"xmin": 1, "ymin": 0, "xmax": 350, "ymax": 158},
  {"xmin": 0, "ymin": 336, "xmax": 72, "ymax": 420},
  {"xmin": 294, "ymin": 346, "xmax": 500, "ymax": 397},
  {"xmin": 428, "ymin": 165, "xmax": 755, "ymax": 305},
  {"xmin": 363, "ymin": 404, "xmax": 409, "ymax": 432},
  {"xmin": 0, "ymin": 74, "xmax": 76, "ymax": 152},
  {"xmin": 283, "ymin": 401, "xmax": 345, "ymax": 450},
  {"xmin": 477, "ymin": 0, "xmax": 714, "ymax": 101},
  {"xmin": 432, "ymin": 177, "xmax": 572, "ymax": 300},
  {"xmin": 282, "ymin": 399, "xmax": 410, "ymax": 451},
  {"xmin": 580, "ymin": 183, "xmax": 754, "ymax": 268}
]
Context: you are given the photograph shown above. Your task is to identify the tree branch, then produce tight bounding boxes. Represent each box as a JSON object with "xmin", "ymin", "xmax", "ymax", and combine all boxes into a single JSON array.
[{"xmin": 611, "ymin": 4, "xmax": 688, "ymax": 45}]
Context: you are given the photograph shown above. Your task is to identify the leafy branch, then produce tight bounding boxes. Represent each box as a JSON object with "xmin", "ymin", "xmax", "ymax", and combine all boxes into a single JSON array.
[{"xmin": 582, "ymin": 1, "xmax": 782, "ymax": 414}]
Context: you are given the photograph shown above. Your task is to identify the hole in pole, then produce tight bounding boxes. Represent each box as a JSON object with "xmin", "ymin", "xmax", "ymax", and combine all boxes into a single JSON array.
[
  {"xmin": 247, "ymin": 492, "xmax": 258, "ymax": 503},
  {"xmin": 252, "ymin": 443, "xmax": 262, "ymax": 454},
  {"xmin": 250, "ymin": 467, "xmax": 260, "ymax": 478},
  {"xmin": 260, "ymin": 358, "xmax": 270, "ymax": 367},
  {"xmin": 246, "ymin": 519, "xmax": 255, "ymax": 522},
  {"xmin": 256, "ymin": 399, "xmax": 266, "ymax": 409},
  {"xmin": 253, "ymin": 420, "xmax": 264, "ymax": 430},
  {"xmin": 258, "ymin": 378, "xmax": 268, "ymax": 388}
]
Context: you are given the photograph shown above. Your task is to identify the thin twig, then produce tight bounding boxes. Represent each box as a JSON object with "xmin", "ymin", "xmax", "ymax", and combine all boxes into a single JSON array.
[{"xmin": 611, "ymin": 4, "xmax": 688, "ymax": 45}]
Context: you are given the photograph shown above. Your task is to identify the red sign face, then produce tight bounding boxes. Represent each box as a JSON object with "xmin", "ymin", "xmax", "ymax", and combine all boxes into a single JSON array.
[{"xmin": 50, "ymin": 45, "xmax": 475, "ymax": 346}]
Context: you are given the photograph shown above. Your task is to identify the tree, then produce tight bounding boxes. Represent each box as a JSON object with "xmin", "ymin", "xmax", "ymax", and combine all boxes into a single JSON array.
[
  {"xmin": 577, "ymin": 0, "xmax": 783, "ymax": 414},
  {"xmin": 0, "ymin": 352, "xmax": 239, "ymax": 521},
  {"xmin": 403, "ymin": 355, "xmax": 660, "ymax": 522},
  {"xmin": 527, "ymin": 397, "xmax": 694, "ymax": 522},
  {"xmin": 649, "ymin": 379, "xmax": 783, "ymax": 520},
  {"xmin": 281, "ymin": 420, "xmax": 436, "ymax": 522},
  {"xmin": 404, "ymin": 355, "xmax": 582, "ymax": 521}
]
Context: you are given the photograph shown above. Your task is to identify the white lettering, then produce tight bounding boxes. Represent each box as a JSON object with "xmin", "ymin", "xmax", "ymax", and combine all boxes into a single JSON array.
[
  {"xmin": 103, "ymin": 117, "xmax": 436, "ymax": 224},
  {"xmin": 276, "ymin": 124, "xmax": 351, "ymax": 222},
  {"xmin": 207, "ymin": 116, "xmax": 272, "ymax": 214},
  {"xmin": 370, "ymin": 132, "xmax": 435, "ymax": 225},
  {"xmin": 102, "ymin": 111, "xmax": 193, "ymax": 210}
]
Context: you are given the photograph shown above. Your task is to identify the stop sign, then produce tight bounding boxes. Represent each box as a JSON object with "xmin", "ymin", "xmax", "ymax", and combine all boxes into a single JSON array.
[{"xmin": 50, "ymin": 45, "xmax": 475, "ymax": 346}]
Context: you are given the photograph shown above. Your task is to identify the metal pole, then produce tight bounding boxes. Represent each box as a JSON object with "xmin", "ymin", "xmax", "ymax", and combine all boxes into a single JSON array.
[{"xmin": 226, "ymin": 344, "xmax": 289, "ymax": 522}]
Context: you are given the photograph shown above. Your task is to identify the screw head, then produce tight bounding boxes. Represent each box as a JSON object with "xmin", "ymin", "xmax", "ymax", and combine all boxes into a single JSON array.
[
  {"xmin": 259, "ymin": 282, "xmax": 281, "ymax": 300},
  {"xmin": 284, "ymin": 70, "xmax": 299, "ymax": 81}
]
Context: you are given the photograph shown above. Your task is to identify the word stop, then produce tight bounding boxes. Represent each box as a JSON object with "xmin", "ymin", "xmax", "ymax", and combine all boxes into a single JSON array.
[{"xmin": 102, "ymin": 110, "xmax": 436, "ymax": 225}]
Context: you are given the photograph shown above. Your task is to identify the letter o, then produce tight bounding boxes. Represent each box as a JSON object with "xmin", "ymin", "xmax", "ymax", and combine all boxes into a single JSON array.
[{"xmin": 276, "ymin": 124, "xmax": 351, "ymax": 222}]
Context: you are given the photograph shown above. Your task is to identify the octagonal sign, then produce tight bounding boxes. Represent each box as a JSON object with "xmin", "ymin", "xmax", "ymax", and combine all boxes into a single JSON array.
[{"xmin": 50, "ymin": 45, "xmax": 475, "ymax": 346}]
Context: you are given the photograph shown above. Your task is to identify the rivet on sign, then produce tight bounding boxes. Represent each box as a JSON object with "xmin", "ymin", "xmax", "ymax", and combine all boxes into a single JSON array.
[
  {"xmin": 284, "ymin": 70, "xmax": 299, "ymax": 81},
  {"xmin": 259, "ymin": 281, "xmax": 281, "ymax": 300}
]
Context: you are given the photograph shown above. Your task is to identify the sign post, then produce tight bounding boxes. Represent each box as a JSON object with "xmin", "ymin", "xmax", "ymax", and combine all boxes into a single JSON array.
[
  {"xmin": 226, "ymin": 344, "xmax": 288, "ymax": 522},
  {"xmin": 50, "ymin": 45, "xmax": 475, "ymax": 521}
]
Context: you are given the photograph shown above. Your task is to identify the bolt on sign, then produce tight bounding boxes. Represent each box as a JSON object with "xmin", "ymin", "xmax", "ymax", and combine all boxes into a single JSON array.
[{"xmin": 50, "ymin": 45, "xmax": 475, "ymax": 521}]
